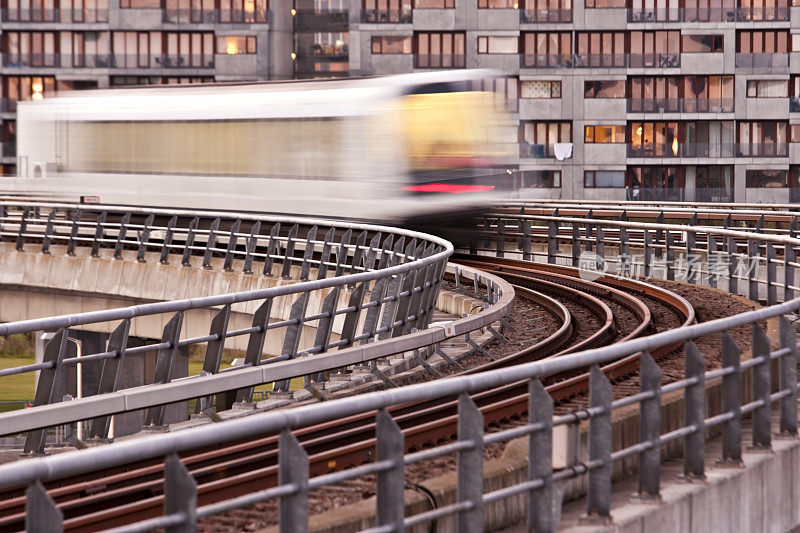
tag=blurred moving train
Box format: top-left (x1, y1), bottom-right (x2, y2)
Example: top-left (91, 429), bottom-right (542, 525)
top-left (6, 69), bottom-right (517, 226)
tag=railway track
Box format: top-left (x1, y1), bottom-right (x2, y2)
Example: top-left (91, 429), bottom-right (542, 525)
top-left (0, 255), bottom-right (695, 532)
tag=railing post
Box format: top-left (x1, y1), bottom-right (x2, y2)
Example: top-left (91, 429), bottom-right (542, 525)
top-left (766, 242), bottom-right (777, 305)
top-left (194, 306), bottom-right (230, 414)
top-left (457, 393), bottom-right (484, 533)
top-left (181, 216), bottom-right (199, 267)
top-left (316, 226), bottom-right (335, 280)
top-left (619, 226), bottom-right (629, 278)
top-left (727, 236), bottom-right (738, 295)
top-left (24, 328), bottom-right (69, 455)
top-left (15, 208), bottom-right (28, 251)
top-left (707, 234), bottom-right (718, 289)
top-left (307, 287), bottom-right (340, 383)
top-left (160, 216), bottom-right (177, 264)
top-left (665, 231), bottom-right (675, 281)
top-left (113, 212), bottom-right (131, 260)
top-left (202, 218), bottom-right (220, 269)
top-left (263, 222), bottom-right (282, 276)
top-left (529, 378), bottom-right (555, 533)
top-left (89, 319), bottom-right (131, 439)
top-left (67, 209), bottom-right (81, 256)
top-left (281, 224), bottom-right (300, 278)
top-left (584, 365), bottom-right (612, 522)
top-left (751, 324), bottom-right (772, 449)
top-left (686, 230), bottom-right (696, 284)
top-left (643, 230), bottom-right (652, 278)
top-left (547, 220), bottom-right (557, 264)
top-left (233, 299), bottom-right (272, 406)
top-left (595, 226), bottom-right (605, 262)
top-left (298, 225), bottom-right (318, 281)
top-left (496, 218), bottom-right (505, 258)
top-left (26, 480), bottom-right (63, 532)
top-left (637, 351), bottom-right (662, 499)
top-left (349, 230), bottom-right (368, 277)
top-left (164, 453), bottom-right (196, 533)
top-left (521, 217), bottom-right (532, 261)
top-left (144, 312), bottom-right (184, 427)
top-left (41, 210), bottom-right (55, 255)
top-left (784, 241), bottom-right (796, 302)
top-left (136, 213), bottom-right (154, 263)
top-left (242, 221), bottom-right (261, 275)
top-left (90, 211), bottom-right (106, 257)
top-left (779, 316), bottom-right (798, 436)
top-left (571, 223), bottom-right (580, 267)
top-left (279, 429), bottom-right (309, 533)
top-left (376, 409), bottom-right (404, 532)
top-left (718, 332), bottom-right (743, 465)
top-left (273, 293), bottom-right (310, 392)
top-left (748, 239), bottom-right (760, 302)
top-left (223, 219), bottom-right (241, 272)
top-left (683, 340), bottom-right (706, 480)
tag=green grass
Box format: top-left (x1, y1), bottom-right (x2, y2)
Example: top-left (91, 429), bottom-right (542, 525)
top-left (0, 356), bottom-right (36, 402)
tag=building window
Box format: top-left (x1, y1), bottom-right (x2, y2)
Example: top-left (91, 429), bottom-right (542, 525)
top-left (477, 36), bottom-right (518, 54)
top-left (629, 0), bottom-right (680, 21)
top-left (584, 125), bottom-right (625, 143)
top-left (576, 32), bottom-right (625, 67)
top-left (2, 76), bottom-right (55, 111)
top-left (414, 0), bottom-right (453, 8)
top-left (683, 76), bottom-right (734, 112)
top-left (584, 170), bottom-right (625, 188)
top-left (520, 80), bottom-right (561, 98)
top-left (475, 76), bottom-right (518, 112)
top-left (120, 0), bottom-right (158, 7)
top-left (629, 30), bottom-right (680, 67)
top-left (739, 0), bottom-right (789, 20)
top-left (111, 76), bottom-right (213, 85)
top-left (414, 32), bottom-right (465, 68)
top-left (629, 121), bottom-right (679, 157)
top-left (681, 34), bottom-right (723, 53)
top-left (738, 121), bottom-right (789, 156)
top-left (627, 166), bottom-right (685, 201)
top-left (628, 77), bottom-right (680, 112)
top-left (790, 124), bottom-right (800, 142)
top-left (746, 80), bottom-right (788, 97)
top-left (584, 80), bottom-right (626, 98)
top-left (585, 0), bottom-right (625, 7)
top-left (520, 121), bottom-right (572, 158)
top-left (518, 170), bottom-right (561, 188)
top-left (217, 36), bottom-right (256, 54)
top-left (520, 0), bottom-right (572, 21)
top-left (521, 32), bottom-right (572, 68)
top-left (479, 0), bottom-right (517, 8)
top-left (371, 36), bottom-right (411, 54)
top-left (737, 31), bottom-right (789, 53)
top-left (362, 0), bottom-right (412, 22)
top-left (2, 32), bottom-right (57, 67)
top-left (746, 169), bottom-right (788, 187)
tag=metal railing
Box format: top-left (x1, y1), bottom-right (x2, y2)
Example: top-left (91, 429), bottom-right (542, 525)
top-left (626, 97), bottom-right (735, 114)
top-left (360, 8), bottom-right (412, 22)
top-left (161, 7), bottom-right (268, 23)
top-left (735, 53), bottom-right (789, 70)
top-left (628, 6), bottom-right (790, 22)
top-left (4, 205), bottom-right (800, 531)
top-left (2, 53), bottom-right (215, 69)
top-left (519, 8), bottom-right (572, 22)
top-left (627, 142), bottom-right (737, 159)
top-left (0, 202), bottom-right (470, 455)
top-left (0, 7), bottom-right (109, 22)
top-left (519, 53), bottom-right (679, 69)
top-left (414, 54), bottom-right (466, 69)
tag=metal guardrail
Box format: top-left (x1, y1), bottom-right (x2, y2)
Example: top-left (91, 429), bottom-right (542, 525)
top-left (0, 202), bottom-right (468, 454)
top-left (2, 201), bottom-right (800, 532)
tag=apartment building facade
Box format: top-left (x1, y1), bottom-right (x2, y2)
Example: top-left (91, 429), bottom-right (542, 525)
top-left (2, 0), bottom-right (799, 202)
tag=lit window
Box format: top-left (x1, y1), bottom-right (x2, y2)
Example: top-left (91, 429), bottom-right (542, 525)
top-left (216, 36), bottom-right (256, 55)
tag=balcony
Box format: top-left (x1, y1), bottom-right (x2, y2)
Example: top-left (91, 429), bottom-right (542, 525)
top-left (627, 142), bottom-right (736, 158)
top-left (360, 8), bottom-right (412, 22)
top-left (628, 187), bottom-right (734, 202)
top-left (162, 8), bottom-right (268, 23)
top-left (626, 98), bottom-right (734, 114)
top-left (294, 9), bottom-right (349, 31)
top-left (2, 53), bottom-right (215, 69)
top-left (0, 7), bottom-right (109, 22)
top-left (736, 143), bottom-right (789, 157)
top-left (414, 54), bottom-right (465, 69)
top-left (735, 53), bottom-right (789, 70)
top-left (519, 8), bottom-right (572, 22)
top-left (519, 53), bottom-right (678, 69)
top-left (628, 6), bottom-right (789, 22)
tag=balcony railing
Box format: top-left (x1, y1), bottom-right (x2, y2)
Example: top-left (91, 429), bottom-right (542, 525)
top-left (627, 142), bottom-right (737, 159)
top-left (3, 53), bottom-right (215, 69)
top-left (294, 9), bottom-right (349, 31)
top-left (520, 143), bottom-right (558, 158)
top-left (360, 8), bottom-right (412, 22)
top-left (162, 8), bottom-right (268, 23)
top-left (519, 8), bottom-right (572, 22)
top-left (735, 53), bottom-right (789, 70)
top-left (1, 142), bottom-right (16, 158)
top-left (414, 54), bottom-right (465, 69)
top-left (627, 98), bottom-right (735, 113)
top-left (0, 7), bottom-right (109, 22)
top-left (628, 6), bottom-right (789, 22)
top-left (791, 97), bottom-right (800, 113)
top-left (627, 187), bottom-right (734, 202)
top-left (519, 53), bottom-right (678, 69)
top-left (736, 142), bottom-right (789, 157)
